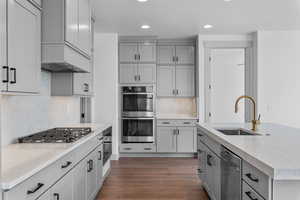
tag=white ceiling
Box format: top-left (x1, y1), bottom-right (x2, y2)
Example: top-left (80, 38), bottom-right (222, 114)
top-left (93, 0), bottom-right (300, 38)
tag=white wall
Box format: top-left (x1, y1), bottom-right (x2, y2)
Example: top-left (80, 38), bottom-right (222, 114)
top-left (256, 31), bottom-right (300, 128)
top-left (93, 33), bottom-right (119, 160)
top-left (1, 71), bottom-right (80, 145)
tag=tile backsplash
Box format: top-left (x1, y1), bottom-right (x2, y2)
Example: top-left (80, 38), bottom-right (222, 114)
top-left (156, 98), bottom-right (197, 117)
top-left (1, 71), bottom-right (80, 145)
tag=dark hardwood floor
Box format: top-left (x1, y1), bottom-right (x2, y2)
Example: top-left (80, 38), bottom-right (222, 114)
top-left (96, 157), bottom-right (209, 200)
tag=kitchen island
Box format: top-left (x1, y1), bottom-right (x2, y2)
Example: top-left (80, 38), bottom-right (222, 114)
top-left (1, 123), bottom-right (112, 200)
top-left (197, 123), bottom-right (300, 200)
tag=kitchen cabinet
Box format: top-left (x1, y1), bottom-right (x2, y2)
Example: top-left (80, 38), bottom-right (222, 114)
top-left (157, 120), bottom-right (196, 153)
top-left (2, 0), bottom-right (41, 94)
top-left (119, 63), bottom-right (156, 84)
top-left (95, 144), bottom-right (104, 189)
top-left (157, 65), bottom-right (195, 97)
top-left (51, 170), bottom-right (74, 200)
top-left (51, 72), bottom-right (93, 96)
top-left (206, 148), bottom-right (221, 200)
top-left (177, 127), bottom-right (195, 153)
top-left (197, 142), bottom-right (208, 185)
top-left (157, 66), bottom-right (175, 96)
top-left (42, 0), bottom-right (91, 72)
top-left (157, 45), bottom-right (194, 65)
top-left (73, 160), bottom-right (87, 200)
top-left (86, 149), bottom-right (98, 200)
top-left (157, 127), bottom-right (177, 153)
top-left (119, 43), bottom-right (156, 63)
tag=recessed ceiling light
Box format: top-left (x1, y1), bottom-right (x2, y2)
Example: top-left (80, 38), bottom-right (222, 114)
top-left (204, 24), bottom-right (213, 29)
top-left (137, 0), bottom-right (148, 2)
top-left (224, 0), bottom-right (232, 2)
top-left (141, 25), bottom-right (151, 29)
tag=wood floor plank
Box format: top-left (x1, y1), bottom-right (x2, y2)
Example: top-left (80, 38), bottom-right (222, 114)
top-left (96, 157), bottom-right (209, 200)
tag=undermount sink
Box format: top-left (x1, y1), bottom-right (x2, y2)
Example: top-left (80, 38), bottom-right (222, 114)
top-left (216, 128), bottom-right (261, 136)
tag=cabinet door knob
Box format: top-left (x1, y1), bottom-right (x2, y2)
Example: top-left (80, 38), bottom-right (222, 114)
top-left (2, 66), bottom-right (9, 83)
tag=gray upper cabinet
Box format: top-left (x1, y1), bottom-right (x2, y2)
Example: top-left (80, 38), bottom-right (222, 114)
top-left (119, 43), bottom-right (156, 63)
top-left (175, 65), bottom-right (195, 97)
top-left (157, 127), bottom-right (177, 153)
top-left (42, 0), bottom-right (91, 72)
top-left (157, 65), bottom-right (175, 96)
top-left (2, 0), bottom-right (41, 94)
top-left (176, 46), bottom-right (195, 65)
top-left (138, 64), bottom-right (156, 83)
top-left (119, 64), bottom-right (138, 84)
top-left (177, 127), bottom-right (195, 153)
top-left (119, 43), bottom-right (138, 63)
top-left (157, 45), bottom-right (194, 65)
top-left (157, 46), bottom-right (175, 65)
top-left (157, 65), bottom-right (195, 97)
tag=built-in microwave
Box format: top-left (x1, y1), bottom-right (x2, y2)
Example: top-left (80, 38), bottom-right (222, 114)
top-left (122, 86), bottom-right (154, 118)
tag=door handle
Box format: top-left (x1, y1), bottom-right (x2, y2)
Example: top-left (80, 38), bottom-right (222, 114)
top-left (27, 183), bottom-right (44, 195)
top-left (54, 193), bottom-right (60, 200)
top-left (245, 173), bottom-right (259, 182)
top-left (10, 68), bottom-right (16, 84)
top-left (207, 154), bottom-right (214, 166)
top-left (245, 191), bottom-right (258, 200)
top-left (61, 161), bottom-right (72, 169)
top-left (83, 83), bottom-right (89, 92)
top-left (98, 151), bottom-right (102, 160)
top-left (138, 54), bottom-right (141, 60)
top-left (2, 66), bottom-right (9, 83)
top-left (176, 56), bottom-right (179, 62)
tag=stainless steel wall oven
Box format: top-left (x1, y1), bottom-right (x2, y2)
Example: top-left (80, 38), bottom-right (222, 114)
top-left (121, 86), bottom-right (155, 143)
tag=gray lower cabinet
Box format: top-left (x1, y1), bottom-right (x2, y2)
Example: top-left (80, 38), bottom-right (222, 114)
top-left (206, 148), bottom-right (221, 200)
top-left (157, 126), bottom-right (195, 153)
top-left (119, 63), bottom-right (156, 84)
top-left (157, 127), bottom-right (177, 153)
top-left (73, 159), bottom-right (87, 200)
top-left (51, 171), bottom-right (74, 200)
top-left (157, 65), bottom-right (195, 97)
top-left (243, 181), bottom-right (264, 200)
top-left (86, 149), bottom-right (99, 200)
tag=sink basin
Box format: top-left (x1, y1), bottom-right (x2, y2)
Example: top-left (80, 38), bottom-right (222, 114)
top-left (217, 129), bottom-right (260, 136)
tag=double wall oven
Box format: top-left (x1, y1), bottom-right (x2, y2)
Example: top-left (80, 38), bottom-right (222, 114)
top-left (121, 86), bottom-right (155, 143)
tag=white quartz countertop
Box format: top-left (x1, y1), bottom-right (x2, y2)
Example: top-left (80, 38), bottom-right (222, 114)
top-left (1, 123), bottom-right (112, 190)
top-left (156, 114), bottom-right (198, 120)
top-left (198, 123), bottom-right (300, 180)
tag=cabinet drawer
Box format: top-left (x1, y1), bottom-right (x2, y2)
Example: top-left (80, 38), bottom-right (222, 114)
top-left (157, 120), bottom-right (177, 126)
top-left (157, 119), bottom-right (196, 127)
top-left (120, 144), bottom-right (156, 153)
top-left (243, 181), bottom-right (264, 200)
top-left (243, 161), bottom-right (270, 199)
top-left (4, 161), bottom-right (60, 200)
top-left (56, 152), bottom-right (75, 176)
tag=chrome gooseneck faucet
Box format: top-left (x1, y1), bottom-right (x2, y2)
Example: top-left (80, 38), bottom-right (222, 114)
top-left (235, 95), bottom-right (260, 131)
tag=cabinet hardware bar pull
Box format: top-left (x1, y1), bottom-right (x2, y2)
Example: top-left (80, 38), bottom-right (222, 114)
top-left (162, 122), bottom-right (170, 124)
top-left (98, 151), bottom-right (102, 160)
top-left (207, 154), bottom-right (213, 166)
top-left (61, 161), bottom-right (72, 169)
top-left (245, 173), bottom-right (259, 182)
top-left (54, 193), bottom-right (60, 200)
top-left (83, 83), bottom-right (89, 92)
top-left (245, 191), bottom-right (258, 200)
top-left (183, 122), bottom-right (191, 124)
top-left (2, 66), bottom-right (9, 83)
top-left (9, 68), bottom-right (16, 84)
top-left (27, 183), bottom-right (44, 194)
top-left (144, 148), bottom-right (152, 150)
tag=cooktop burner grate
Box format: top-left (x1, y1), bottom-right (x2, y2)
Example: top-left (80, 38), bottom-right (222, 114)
top-left (18, 127), bottom-right (92, 143)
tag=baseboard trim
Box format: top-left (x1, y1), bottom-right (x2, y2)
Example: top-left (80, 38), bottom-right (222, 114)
top-left (111, 153), bottom-right (120, 160)
top-left (120, 153), bottom-right (197, 158)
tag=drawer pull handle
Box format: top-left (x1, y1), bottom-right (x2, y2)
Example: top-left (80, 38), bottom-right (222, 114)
top-left (144, 148), bottom-right (152, 151)
top-left (245, 173), bottom-right (259, 182)
top-left (2, 66), bottom-right (9, 83)
top-left (27, 183), bottom-right (44, 195)
top-left (54, 193), bottom-right (60, 200)
top-left (124, 148), bottom-right (132, 150)
top-left (98, 137), bottom-right (104, 141)
top-left (245, 191), bottom-right (258, 200)
top-left (87, 160), bottom-right (94, 172)
top-left (61, 161), bottom-right (72, 169)
top-left (207, 154), bottom-right (214, 166)
top-left (183, 122), bottom-right (191, 124)
top-left (162, 122), bottom-right (170, 124)
top-left (197, 169), bottom-right (203, 174)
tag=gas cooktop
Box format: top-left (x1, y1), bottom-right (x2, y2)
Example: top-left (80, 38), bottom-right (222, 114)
top-left (18, 127), bottom-right (92, 143)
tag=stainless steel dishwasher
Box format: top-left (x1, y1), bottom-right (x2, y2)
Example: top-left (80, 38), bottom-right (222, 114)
top-left (221, 146), bottom-right (242, 200)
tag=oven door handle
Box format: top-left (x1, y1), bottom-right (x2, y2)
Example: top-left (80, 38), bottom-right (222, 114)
top-left (122, 117), bottom-right (155, 120)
